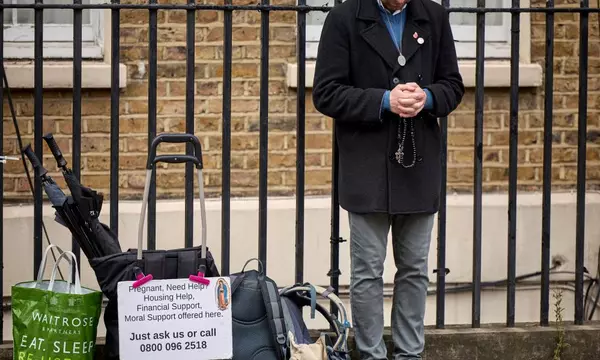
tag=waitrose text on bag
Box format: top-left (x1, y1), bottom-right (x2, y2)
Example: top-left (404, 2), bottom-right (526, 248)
top-left (32, 311), bottom-right (97, 328)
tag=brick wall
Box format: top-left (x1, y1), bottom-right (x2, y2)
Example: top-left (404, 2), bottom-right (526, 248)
top-left (2, 0), bottom-right (600, 201)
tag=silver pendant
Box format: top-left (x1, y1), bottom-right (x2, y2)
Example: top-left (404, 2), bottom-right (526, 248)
top-left (398, 54), bottom-right (406, 66)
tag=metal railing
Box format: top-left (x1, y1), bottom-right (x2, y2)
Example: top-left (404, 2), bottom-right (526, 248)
top-left (0, 0), bottom-right (598, 343)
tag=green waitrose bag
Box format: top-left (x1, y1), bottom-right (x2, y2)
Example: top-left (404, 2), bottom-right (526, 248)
top-left (12, 245), bottom-right (103, 360)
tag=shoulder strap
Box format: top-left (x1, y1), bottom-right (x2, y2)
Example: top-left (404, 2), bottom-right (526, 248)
top-left (230, 273), bottom-right (245, 294)
top-left (258, 274), bottom-right (287, 360)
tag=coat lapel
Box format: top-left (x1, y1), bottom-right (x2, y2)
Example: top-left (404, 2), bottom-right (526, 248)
top-left (360, 21), bottom-right (399, 70)
top-left (401, 19), bottom-right (429, 64)
top-left (357, 0), bottom-right (399, 70)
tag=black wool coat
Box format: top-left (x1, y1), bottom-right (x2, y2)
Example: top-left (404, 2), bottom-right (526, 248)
top-left (312, 0), bottom-right (465, 215)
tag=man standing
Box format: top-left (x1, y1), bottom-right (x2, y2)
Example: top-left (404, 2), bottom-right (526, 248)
top-left (312, 0), bottom-right (464, 359)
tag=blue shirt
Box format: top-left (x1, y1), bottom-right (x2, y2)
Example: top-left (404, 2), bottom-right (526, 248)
top-left (377, 0), bottom-right (433, 115)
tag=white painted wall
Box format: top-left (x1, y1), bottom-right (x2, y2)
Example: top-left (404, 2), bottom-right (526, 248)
top-left (3, 191), bottom-right (600, 341)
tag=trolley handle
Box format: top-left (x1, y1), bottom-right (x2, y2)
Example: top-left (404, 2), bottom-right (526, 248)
top-left (136, 133), bottom-right (209, 287)
top-left (152, 155), bottom-right (202, 168)
top-left (147, 133), bottom-right (203, 170)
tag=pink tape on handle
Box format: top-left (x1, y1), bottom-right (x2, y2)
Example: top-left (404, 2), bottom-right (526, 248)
top-left (189, 272), bottom-right (210, 285)
top-left (133, 272), bottom-right (153, 288)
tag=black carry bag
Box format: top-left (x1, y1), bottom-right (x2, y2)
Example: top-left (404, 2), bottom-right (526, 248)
top-left (230, 259), bottom-right (288, 360)
top-left (88, 133), bottom-right (220, 360)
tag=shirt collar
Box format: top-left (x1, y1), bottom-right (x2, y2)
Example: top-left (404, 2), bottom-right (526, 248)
top-left (376, 0), bottom-right (406, 16)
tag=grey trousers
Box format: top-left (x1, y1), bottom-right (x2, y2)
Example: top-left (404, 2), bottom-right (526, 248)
top-left (348, 212), bottom-right (434, 360)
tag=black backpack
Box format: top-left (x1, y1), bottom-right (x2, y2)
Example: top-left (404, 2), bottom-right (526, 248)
top-left (230, 259), bottom-right (287, 360)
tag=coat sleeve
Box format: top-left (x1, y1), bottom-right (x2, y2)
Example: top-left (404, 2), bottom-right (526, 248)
top-left (312, 9), bottom-right (388, 123)
top-left (424, 8), bottom-right (465, 118)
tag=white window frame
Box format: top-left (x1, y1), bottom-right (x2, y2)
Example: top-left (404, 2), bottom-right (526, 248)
top-left (3, 0), bottom-right (105, 59)
top-left (445, 0), bottom-right (512, 59)
top-left (305, 0), bottom-right (513, 60)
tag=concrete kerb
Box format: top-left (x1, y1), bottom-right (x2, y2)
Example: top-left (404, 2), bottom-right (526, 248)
top-left (2, 323), bottom-right (600, 359)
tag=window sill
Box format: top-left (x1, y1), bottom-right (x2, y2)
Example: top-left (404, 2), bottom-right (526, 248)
top-left (286, 60), bottom-right (543, 89)
top-left (3, 61), bottom-right (128, 89)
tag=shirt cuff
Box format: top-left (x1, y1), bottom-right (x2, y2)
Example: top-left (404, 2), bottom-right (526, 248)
top-left (423, 88), bottom-right (433, 110)
top-left (381, 90), bottom-right (391, 116)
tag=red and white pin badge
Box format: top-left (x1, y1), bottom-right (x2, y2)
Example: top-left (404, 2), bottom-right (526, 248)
top-left (413, 32), bottom-right (418, 39)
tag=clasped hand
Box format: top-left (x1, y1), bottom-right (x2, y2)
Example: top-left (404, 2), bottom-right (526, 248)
top-left (389, 82), bottom-right (426, 118)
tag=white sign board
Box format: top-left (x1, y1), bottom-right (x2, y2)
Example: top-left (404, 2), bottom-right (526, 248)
top-left (117, 277), bottom-right (233, 360)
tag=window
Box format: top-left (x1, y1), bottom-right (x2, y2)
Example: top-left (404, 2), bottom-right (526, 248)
top-left (305, 0), bottom-right (328, 60)
top-left (3, 0), bottom-right (104, 59)
top-left (305, 0), bottom-right (512, 59)
top-left (441, 0), bottom-right (511, 59)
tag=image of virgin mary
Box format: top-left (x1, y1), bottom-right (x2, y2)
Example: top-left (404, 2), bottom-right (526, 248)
top-left (216, 278), bottom-right (230, 311)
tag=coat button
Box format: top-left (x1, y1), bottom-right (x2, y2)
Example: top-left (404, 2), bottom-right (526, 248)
top-left (392, 77), bottom-right (400, 85)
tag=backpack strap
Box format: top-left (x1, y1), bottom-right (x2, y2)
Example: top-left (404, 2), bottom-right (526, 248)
top-left (306, 283), bottom-right (317, 319)
top-left (258, 274), bottom-right (287, 360)
top-left (315, 285), bottom-right (350, 353)
top-left (230, 273), bottom-right (245, 294)
top-left (282, 283), bottom-right (318, 318)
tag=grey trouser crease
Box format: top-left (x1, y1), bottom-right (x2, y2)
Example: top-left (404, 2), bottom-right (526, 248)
top-left (348, 212), bottom-right (434, 360)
